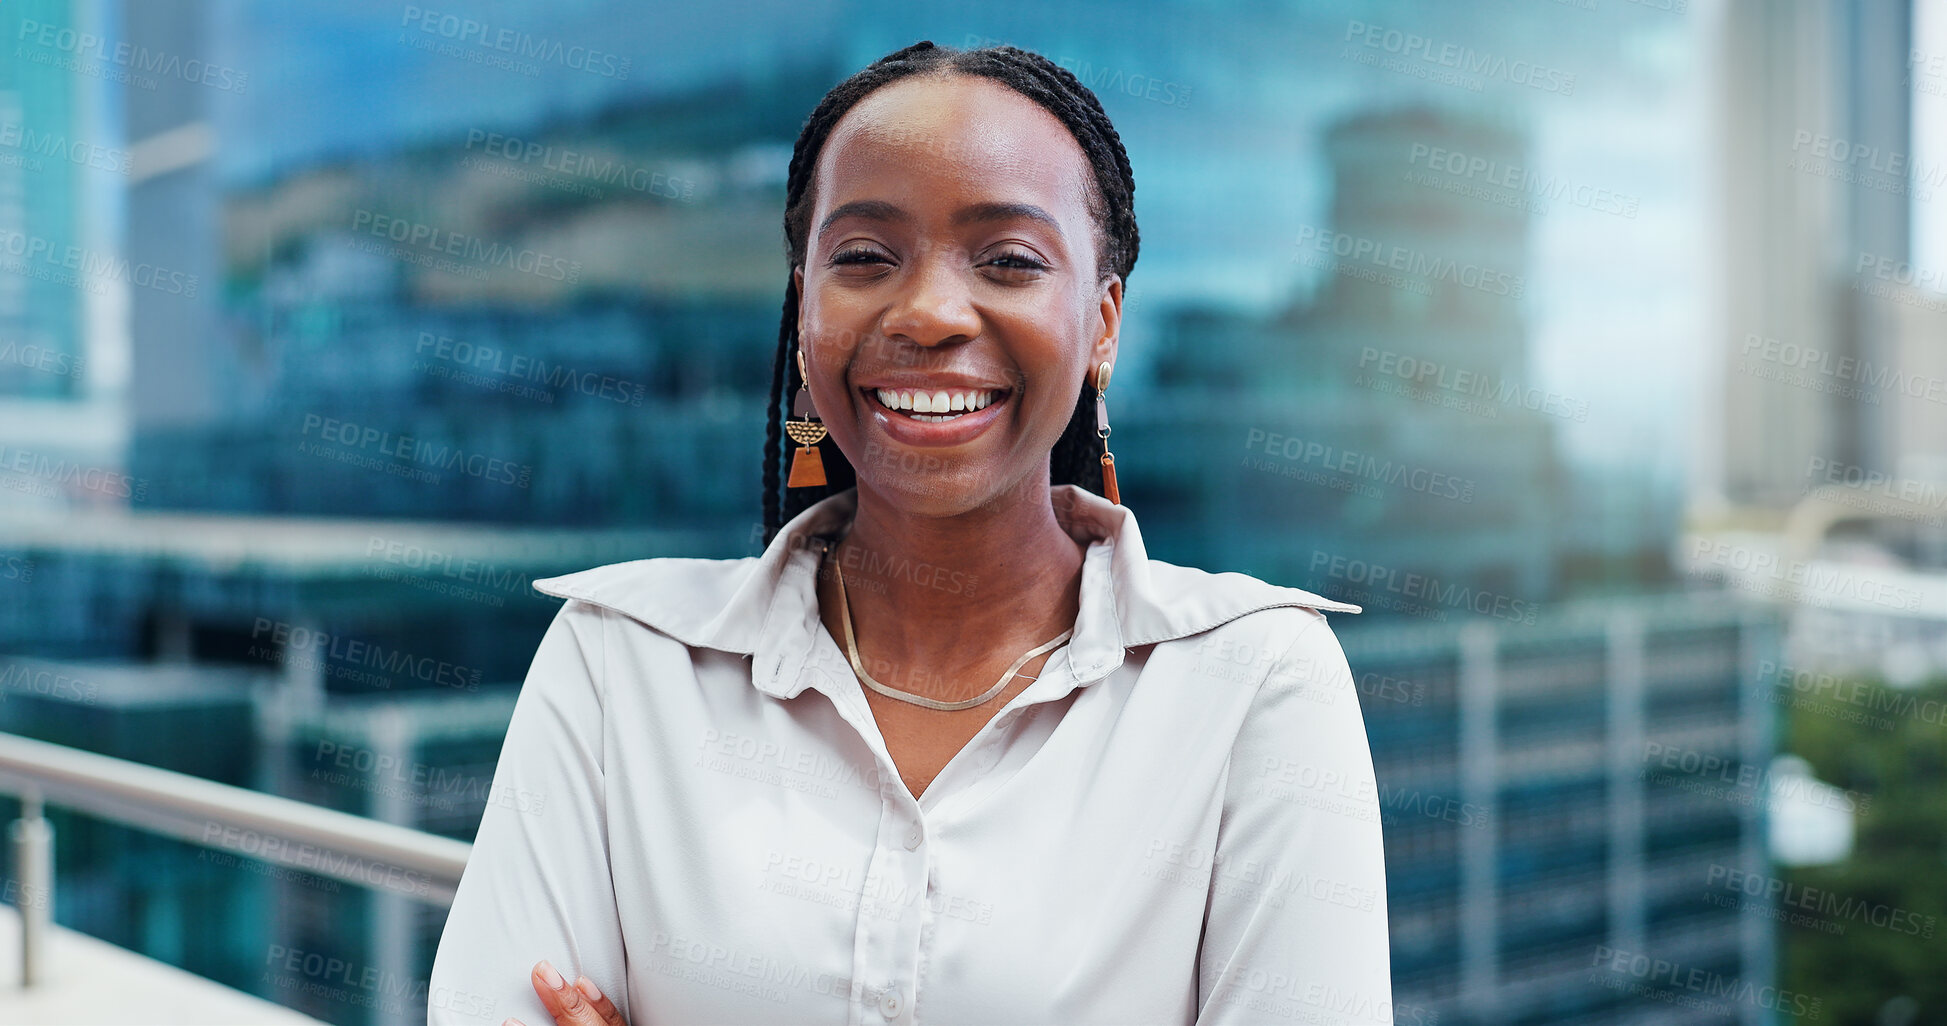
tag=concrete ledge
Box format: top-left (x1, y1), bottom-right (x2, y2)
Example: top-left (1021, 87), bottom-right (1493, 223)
top-left (0, 903), bottom-right (327, 1025)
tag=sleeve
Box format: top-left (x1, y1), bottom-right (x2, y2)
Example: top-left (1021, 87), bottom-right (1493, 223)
top-left (1195, 610), bottom-right (1394, 1025)
top-left (428, 599), bottom-right (632, 1026)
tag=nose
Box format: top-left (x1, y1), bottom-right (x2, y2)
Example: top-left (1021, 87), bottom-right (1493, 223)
top-left (878, 244), bottom-right (981, 349)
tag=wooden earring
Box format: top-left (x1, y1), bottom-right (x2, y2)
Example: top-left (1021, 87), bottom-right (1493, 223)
top-left (1095, 360), bottom-right (1120, 505)
top-left (787, 348), bottom-right (828, 488)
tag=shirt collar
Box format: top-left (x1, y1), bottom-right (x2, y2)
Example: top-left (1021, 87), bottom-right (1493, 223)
top-left (532, 484), bottom-right (1358, 701)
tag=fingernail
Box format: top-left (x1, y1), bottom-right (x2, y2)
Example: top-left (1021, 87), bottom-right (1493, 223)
top-left (577, 977), bottom-right (602, 1002)
top-left (539, 960), bottom-right (565, 990)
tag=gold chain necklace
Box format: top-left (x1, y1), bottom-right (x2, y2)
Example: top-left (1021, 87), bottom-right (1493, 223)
top-left (824, 539), bottom-right (1072, 712)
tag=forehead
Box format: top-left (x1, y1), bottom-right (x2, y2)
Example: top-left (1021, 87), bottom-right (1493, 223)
top-left (814, 72), bottom-right (1095, 225)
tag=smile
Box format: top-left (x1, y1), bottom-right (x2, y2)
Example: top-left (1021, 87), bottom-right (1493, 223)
top-left (869, 387), bottom-right (1007, 421)
top-left (858, 386), bottom-right (1014, 447)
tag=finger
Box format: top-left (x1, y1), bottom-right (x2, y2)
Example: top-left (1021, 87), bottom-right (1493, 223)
top-left (573, 976), bottom-right (627, 1026)
top-left (530, 960), bottom-right (607, 1026)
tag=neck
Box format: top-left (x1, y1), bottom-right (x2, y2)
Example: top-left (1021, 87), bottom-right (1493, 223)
top-left (820, 476), bottom-right (1087, 677)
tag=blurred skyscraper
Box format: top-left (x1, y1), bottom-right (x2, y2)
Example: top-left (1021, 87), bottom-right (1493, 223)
top-left (0, 0), bottom-right (86, 400)
top-left (1354, 597), bottom-right (1779, 1025)
top-left (1143, 104), bottom-right (1673, 602)
top-left (1714, 0), bottom-right (1943, 506)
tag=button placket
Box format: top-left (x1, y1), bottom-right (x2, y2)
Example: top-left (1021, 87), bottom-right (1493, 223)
top-left (857, 788), bottom-right (926, 1024)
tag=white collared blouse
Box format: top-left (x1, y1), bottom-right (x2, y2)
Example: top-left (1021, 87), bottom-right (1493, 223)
top-left (429, 484), bottom-right (1393, 1026)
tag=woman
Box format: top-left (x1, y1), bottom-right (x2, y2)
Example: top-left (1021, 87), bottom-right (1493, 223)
top-left (429, 40), bottom-right (1392, 1026)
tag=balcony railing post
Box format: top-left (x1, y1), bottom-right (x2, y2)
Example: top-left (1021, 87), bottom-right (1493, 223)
top-left (9, 788), bottom-right (53, 988)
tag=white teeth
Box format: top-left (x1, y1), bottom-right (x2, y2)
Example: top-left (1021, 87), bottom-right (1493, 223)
top-left (872, 388), bottom-right (1000, 415)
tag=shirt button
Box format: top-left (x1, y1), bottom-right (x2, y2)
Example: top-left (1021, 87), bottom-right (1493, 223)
top-left (879, 987), bottom-right (903, 1018)
top-left (904, 824), bottom-right (922, 850)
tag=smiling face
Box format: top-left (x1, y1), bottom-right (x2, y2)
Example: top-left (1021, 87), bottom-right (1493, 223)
top-left (793, 71), bottom-right (1122, 517)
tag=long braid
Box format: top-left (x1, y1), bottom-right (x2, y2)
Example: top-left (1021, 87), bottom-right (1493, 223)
top-left (761, 285), bottom-right (790, 545)
top-left (761, 40), bottom-right (1139, 547)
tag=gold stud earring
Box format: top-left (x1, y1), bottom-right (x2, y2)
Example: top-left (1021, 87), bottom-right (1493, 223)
top-left (787, 348), bottom-right (828, 488)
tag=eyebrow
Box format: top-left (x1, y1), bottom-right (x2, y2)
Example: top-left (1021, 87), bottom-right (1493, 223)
top-left (816, 200), bottom-right (1062, 239)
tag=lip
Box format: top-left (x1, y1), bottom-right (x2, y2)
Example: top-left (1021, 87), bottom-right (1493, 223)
top-left (861, 387), bottom-right (1012, 448)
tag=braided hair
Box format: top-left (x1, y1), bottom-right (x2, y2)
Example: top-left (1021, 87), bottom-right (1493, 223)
top-left (760, 40), bottom-right (1140, 547)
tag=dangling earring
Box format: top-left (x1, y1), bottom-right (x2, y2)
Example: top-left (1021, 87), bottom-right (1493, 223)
top-left (1094, 360), bottom-right (1120, 505)
top-left (787, 348), bottom-right (828, 488)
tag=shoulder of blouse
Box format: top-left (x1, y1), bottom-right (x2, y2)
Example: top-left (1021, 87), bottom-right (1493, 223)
top-left (523, 483), bottom-right (1357, 662)
top-left (524, 553), bottom-right (1358, 664)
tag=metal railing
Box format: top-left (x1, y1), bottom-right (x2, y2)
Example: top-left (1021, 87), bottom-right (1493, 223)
top-left (0, 731), bottom-right (471, 987)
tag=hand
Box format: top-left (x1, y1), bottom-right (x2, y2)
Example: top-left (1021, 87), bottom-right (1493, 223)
top-left (501, 959), bottom-right (627, 1026)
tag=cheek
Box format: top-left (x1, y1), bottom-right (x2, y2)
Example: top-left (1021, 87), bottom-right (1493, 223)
top-left (801, 285), bottom-right (882, 355)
